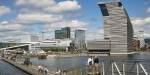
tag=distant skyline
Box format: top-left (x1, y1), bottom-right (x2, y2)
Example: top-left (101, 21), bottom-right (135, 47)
top-left (0, 0), bottom-right (150, 41)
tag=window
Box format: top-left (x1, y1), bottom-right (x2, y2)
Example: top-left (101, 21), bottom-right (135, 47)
top-left (99, 4), bottom-right (109, 16)
top-left (118, 2), bottom-right (122, 7)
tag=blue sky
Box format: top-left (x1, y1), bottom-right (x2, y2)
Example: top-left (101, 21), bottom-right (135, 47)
top-left (0, 0), bottom-right (150, 41)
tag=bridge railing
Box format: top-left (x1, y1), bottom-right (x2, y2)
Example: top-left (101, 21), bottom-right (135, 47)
top-left (61, 60), bottom-right (150, 75)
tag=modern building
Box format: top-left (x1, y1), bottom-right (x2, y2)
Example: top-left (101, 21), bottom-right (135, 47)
top-left (39, 39), bottom-right (72, 52)
top-left (74, 30), bottom-right (86, 50)
top-left (55, 27), bottom-right (71, 39)
top-left (98, 1), bottom-right (134, 54)
top-left (55, 30), bottom-right (63, 39)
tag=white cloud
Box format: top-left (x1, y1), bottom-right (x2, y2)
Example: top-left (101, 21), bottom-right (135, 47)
top-left (0, 21), bottom-right (23, 32)
top-left (0, 21), bottom-right (28, 41)
top-left (16, 13), bottom-right (63, 24)
top-left (15, 0), bottom-right (55, 8)
top-left (0, 6), bottom-right (11, 15)
top-left (44, 20), bottom-right (88, 31)
top-left (86, 28), bottom-right (104, 41)
top-left (132, 17), bottom-right (150, 38)
top-left (132, 17), bottom-right (150, 26)
top-left (147, 7), bottom-right (150, 13)
top-left (15, 0), bottom-right (81, 14)
top-left (65, 20), bottom-right (87, 30)
top-left (45, 0), bottom-right (81, 13)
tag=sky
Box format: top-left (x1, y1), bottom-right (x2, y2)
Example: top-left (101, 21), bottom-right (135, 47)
top-left (0, 0), bottom-right (150, 41)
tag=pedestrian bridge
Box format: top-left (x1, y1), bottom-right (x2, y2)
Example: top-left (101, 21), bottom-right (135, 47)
top-left (61, 59), bottom-right (150, 75)
top-left (0, 44), bottom-right (30, 51)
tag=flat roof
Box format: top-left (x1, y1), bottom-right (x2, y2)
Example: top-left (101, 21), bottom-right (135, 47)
top-left (97, 0), bottom-right (121, 5)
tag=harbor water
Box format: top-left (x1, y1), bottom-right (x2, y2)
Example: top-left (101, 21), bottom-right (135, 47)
top-left (30, 52), bottom-right (150, 74)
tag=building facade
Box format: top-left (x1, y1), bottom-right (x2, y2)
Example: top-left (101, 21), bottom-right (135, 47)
top-left (74, 30), bottom-right (86, 50)
top-left (55, 27), bottom-right (71, 39)
top-left (98, 1), bottom-right (134, 54)
top-left (86, 40), bottom-right (110, 54)
top-left (55, 30), bottom-right (63, 39)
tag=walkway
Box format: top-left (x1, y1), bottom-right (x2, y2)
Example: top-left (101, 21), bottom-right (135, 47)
top-left (0, 59), bottom-right (29, 75)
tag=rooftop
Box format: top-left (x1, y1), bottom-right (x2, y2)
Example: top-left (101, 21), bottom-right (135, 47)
top-left (97, 0), bottom-right (122, 4)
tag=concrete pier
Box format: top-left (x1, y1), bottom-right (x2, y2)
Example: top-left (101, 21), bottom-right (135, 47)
top-left (2, 58), bottom-right (43, 75)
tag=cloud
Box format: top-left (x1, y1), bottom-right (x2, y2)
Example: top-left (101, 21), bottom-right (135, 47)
top-left (0, 6), bottom-right (11, 15)
top-left (15, 0), bottom-right (55, 8)
top-left (0, 21), bottom-right (23, 32)
top-left (65, 20), bottom-right (87, 30)
top-left (131, 17), bottom-right (150, 38)
top-left (0, 21), bottom-right (28, 41)
top-left (15, 0), bottom-right (81, 14)
top-left (146, 7), bottom-right (150, 13)
top-left (45, 0), bottom-right (81, 13)
top-left (86, 28), bottom-right (104, 40)
top-left (131, 17), bottom-right (150, 26)
top-left (44, 20), bottom-right (88, 31)
top-left (16, 13), bottom-right (63, 24)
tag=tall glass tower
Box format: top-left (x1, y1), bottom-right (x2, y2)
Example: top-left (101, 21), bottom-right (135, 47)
top-left (55, 27), bottom-right (71, 39)
top-left (75, 30), bottom-right (86, 50)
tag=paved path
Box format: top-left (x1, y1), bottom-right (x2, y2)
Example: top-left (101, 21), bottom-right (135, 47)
top-left (0, 59), bottom-right (29, 75)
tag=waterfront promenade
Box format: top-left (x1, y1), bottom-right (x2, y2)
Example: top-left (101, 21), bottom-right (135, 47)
top-left (1, 57), bottom-right (56, 75)
top-left (0, 59), bottom-right (29, 75)
top-left (0, 52), bottom-right (150, 75)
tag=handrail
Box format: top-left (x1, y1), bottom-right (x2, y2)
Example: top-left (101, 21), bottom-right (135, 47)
top-left (139, 63), bottom-right (148, 75)
top-left (99, 59), bottom-right (150, 62)
top-left (113, 62), bottom-right (122, 75)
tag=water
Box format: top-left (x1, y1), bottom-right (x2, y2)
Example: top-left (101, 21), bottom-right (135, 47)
top-left (30, 52), bottom-right (150, 74)
top-left (31, 56), bottom-right (87, 70)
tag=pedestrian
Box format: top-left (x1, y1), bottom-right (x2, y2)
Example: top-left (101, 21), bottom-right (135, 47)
top-left (94, 56), bottom-right (100, 73)
top-left (87, 56), bottom-right (94, 65)
top-left (44, 66), bottom-right (49, 75)
top-left (94, 56), bottom-right (99, 65)
top-left (38, 65), bottom-right (43, 73)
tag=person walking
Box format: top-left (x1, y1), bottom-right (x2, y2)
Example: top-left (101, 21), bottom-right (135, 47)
top-left (44, 66), bottom-right (49, 75)
top-left (94, 56), bottom-right (100, 75)
top-left (87, 56), bottom-right (94, 65)
top-left (94, 56), bottom-right (99, 65)
top-left (38, 65), bottom-right (43, 73)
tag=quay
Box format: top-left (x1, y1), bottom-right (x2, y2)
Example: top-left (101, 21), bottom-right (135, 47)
top-left (0, 58), bottom-right (29, 75)
top-left (1, 58), bottom-right (44, 75)
top-left (1, 58), bottom-right (40, 75)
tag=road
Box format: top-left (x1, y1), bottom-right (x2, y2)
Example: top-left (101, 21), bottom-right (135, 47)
top-left (0, 59), bottom-right (29, 75)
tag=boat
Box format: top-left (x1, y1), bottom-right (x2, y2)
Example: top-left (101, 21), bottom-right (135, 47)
top-left (38, 53), bottom-right (47, 59)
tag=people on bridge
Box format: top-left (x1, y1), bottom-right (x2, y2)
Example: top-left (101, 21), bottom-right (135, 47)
top-left (87, 56), bottom-right (94, 65)
top-left (44, 66), bottom-right (49, 75)
top-left (38, 65), bottom-right (43, 73)
top-left (94, 56), bottom-right (99, 65)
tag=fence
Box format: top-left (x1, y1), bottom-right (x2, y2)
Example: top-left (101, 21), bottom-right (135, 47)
top-left (61, 60), bottom-right (150, 75)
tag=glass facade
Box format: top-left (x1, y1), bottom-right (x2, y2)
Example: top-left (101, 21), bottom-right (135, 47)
top-left (99, 4), bottom-right (109, 16)
top-left (75, 30), bottom-right (86, 50)
top-left (55, 27), bottom-right (71, 39)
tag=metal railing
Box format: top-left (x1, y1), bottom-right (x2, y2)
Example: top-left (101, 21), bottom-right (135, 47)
top-left (63, 60), bottom-right (150, 75)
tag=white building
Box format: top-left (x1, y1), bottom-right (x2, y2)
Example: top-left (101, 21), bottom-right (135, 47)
top-left (40, 39), bottom-right (72, 47)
